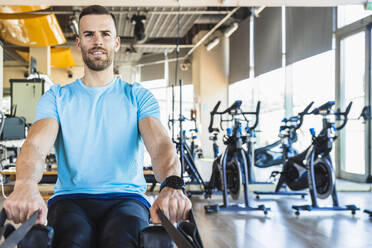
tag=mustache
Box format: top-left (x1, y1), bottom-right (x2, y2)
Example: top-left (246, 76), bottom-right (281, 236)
top-left (89, 47), bottom-right (107, 53)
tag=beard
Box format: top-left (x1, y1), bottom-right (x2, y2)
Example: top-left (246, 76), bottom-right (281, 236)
top-left (81, 46), bottom-right (114, 71)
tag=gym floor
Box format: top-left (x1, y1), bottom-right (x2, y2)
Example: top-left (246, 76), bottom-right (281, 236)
top-left (1, 189), bottom-right (371, 247)
top-left (188, 192), bottom-right (372, 248)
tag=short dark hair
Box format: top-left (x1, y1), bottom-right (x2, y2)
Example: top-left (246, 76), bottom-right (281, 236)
top-left (79, 5), bottom-right (117, 33)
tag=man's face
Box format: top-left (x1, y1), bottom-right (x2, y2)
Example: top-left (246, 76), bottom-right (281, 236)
top-left (77, 14), bottom-right (120, 71)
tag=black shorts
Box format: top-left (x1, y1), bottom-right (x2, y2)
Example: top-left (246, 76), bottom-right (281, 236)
top-left (47, 198), bottom-right (150, 248)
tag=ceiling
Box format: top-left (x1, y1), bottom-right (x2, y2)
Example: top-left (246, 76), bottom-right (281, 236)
top-left (1, 0), bottom-right (366, 67)
top-left (2, 6), bottom-right (250, 66)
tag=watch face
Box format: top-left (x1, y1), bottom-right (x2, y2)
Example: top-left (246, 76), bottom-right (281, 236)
top-left (167, 176), bottom-right (184, 188)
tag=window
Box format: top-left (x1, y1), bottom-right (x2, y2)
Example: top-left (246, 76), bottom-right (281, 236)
top-left (140, 79), bottom-right (194, 166)
top-left (338, 5), bottom-right (371, 28)
top-left (255, 68), bottom-right (285, 146)
top-left (291, 51), bottom-right (335, 151)
top-left (229, 78), bottom-right (256, 110)
top-left (341, 31), bottom-right (366, 175)
top-left (229, 70), bottom-right (286, 146)
top-left (229, 69), bottom-right (286, 147)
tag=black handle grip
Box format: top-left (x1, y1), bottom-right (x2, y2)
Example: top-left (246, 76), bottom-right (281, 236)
top-left (299, 101), bottom-right (314, 116)
top-left (221, 100), bottom-right (242, 114)
top-left (250, 101), bottom-right (261, 130)
top-left (212, 101), bottom-right (221, 114)
top-left (336, 102), bottom-right (353, 131)
top-left (208, 101), bottom-right (221, 133)
top-left (296, 102), bottom-right (314, 130)
top-left (345, 102), bottom-right (352, 116)
top-left (312, 101), bottom-right (335, 114)
top-left (359, 106), bottom-right (371, 120)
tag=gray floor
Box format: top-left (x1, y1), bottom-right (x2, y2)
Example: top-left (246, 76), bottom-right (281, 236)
top-left (192, 191), bottom-right (372, 248)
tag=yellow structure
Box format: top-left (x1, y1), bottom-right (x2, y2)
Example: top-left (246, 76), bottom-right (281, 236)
top-left (16, 48), bottom-right (76, 69)
top-left (0, 5), bottom-right (66, 47)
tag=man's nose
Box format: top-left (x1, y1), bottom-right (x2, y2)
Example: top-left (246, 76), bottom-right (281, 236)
top-left (93, 33), bottom-right (103, 45)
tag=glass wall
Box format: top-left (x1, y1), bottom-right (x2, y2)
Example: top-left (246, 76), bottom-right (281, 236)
top-left (228, 69), bottom-right (285, 147)
top-left (340, 31), bottom-right (366, 175)
top-left (226, 5), bottom-right (371, 182)
top-left (141, 80), bottom-right (194, 136)
top-left (229, 78), bottom-right (255, 110)
top-left (291, 50), bottom-right (335, 151)
top-left (255, 68), bottom-right (285, 146)
top-left (140, 80), bottom-right (194, 166)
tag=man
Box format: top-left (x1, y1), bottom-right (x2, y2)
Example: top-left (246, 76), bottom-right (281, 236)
top-left (3, 5), bottom-right (192, 248)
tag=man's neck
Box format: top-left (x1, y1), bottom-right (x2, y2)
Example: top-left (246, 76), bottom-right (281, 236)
top-left (81, 66), bottom-right (116, 88)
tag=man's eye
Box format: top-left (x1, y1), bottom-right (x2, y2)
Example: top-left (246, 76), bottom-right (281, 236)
top-left (85, 33), bottom-right (93, 37)
top-left (103, 33), bottom-right (110, 37)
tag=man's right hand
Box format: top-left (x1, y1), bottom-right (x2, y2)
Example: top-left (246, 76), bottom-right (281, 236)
top-left (3, 180), bottom-right (47, 225)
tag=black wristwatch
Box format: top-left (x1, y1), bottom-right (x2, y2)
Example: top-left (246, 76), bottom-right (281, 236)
top-left (159, 176), bottom-right (185, 192)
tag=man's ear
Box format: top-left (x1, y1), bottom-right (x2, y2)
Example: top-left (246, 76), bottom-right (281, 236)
top-left (76, 36), bottom-right (81, 51)
top-left (115, 36), bottom-right (120, 52)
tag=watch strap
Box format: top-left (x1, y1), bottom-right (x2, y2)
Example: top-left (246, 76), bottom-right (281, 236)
top-left (159, 176), bottom-right (184, 192)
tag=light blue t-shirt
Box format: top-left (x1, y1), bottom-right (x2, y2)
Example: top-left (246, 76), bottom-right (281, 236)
top-left (34, 77), bottom-right (160, 203)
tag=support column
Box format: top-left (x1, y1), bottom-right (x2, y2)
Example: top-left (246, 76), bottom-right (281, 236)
top-left (29, 46), bottom-right (51, 75)
top-left (192, 31), bottom-right (229, 158)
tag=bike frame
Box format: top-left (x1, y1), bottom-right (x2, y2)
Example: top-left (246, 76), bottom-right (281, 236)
top-left (254, 102), bottom-right (314, 198)
top-left (205, 101), bottom-right (269, 214)
top-left (292, 101), bottom-right (360, 215)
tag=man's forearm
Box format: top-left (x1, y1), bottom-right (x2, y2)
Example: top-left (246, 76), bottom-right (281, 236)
top-left (151, 140), bottom-right (180, 183)
top-left (15, 140), bottom-right (45, 186)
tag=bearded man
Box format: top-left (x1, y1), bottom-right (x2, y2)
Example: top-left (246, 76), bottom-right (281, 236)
top-left (3, 5), bottom-right (191, 248)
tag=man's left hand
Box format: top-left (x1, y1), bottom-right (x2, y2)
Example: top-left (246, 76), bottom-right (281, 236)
top-left (150, 187), bottom-right (192, 224)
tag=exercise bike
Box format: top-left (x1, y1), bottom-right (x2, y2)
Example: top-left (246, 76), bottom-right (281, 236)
top-left (168, 115), bottom-right (207, 198)
top-left (253, 103), bottom-right (313, 168)
top-left (286, 101), bottom-right (360, 215)
top-left (209, 129), bottom-right (220, 159)
top-left (204, 100), bottom-right (270, 214)
top-left (357, 105), bottom-right (372, 219)
top-left (254, 102), bottom-right (314, 199)
top-left (187, 109), bottom-right (204, 160)
top-left (168, 82), bottom-right (207, 198)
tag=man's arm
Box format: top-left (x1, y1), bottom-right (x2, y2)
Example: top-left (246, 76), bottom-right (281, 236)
top-left (139, 117), bottom-right (179, 183)
top-left (139, 117), bottom-right (191, 224)
top-left (4, 118), bottom-right (59, 224)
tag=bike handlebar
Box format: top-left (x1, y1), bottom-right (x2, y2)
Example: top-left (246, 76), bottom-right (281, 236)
top-left (296, 101), bottom-right (314, 130)
top-left (359, 106), bottom-right (371, 121)
top-left (208, 100), bottom-right (260, 133)
top-left (221, 100), bottom-right (242, 114)
top-left (334, 102), bottom-right (352, 130)
top-left (310, 101), bottom-right (352, 131)
top-left (310, 101), bottom-right (335, 115)
top-left (281, 102), bottom-right (313, 131)
top-left (242, 101), bottom-right (260, 130)
top-left (208, 101), bottom-right (221, 133)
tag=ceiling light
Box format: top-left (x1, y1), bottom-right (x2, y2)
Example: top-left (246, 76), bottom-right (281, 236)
top-left (69, 15), bottom-right (79, 37)
top-left (224, 22), bottom-right (239, 38)
top-left (254, 6), bottom-right (266, 17)
top-left (131, 15), bottom-right (147, 43)
top-left (205, 37), bottom-right (220, 51)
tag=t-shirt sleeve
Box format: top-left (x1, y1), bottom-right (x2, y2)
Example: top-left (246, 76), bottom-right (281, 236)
top-left (132, 82), bottom-right (160, 121)
top-left (34, 84), bottom-right (60, 123)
